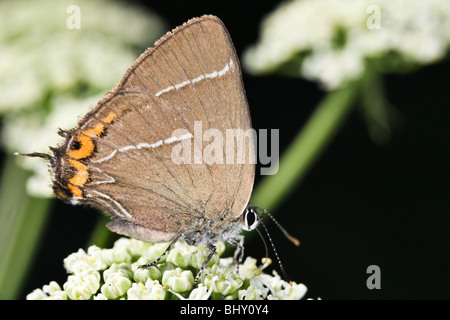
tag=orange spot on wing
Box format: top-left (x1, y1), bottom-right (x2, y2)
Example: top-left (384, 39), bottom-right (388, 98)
top-left (67, 184), bottom-right (83, 197)
top-left (102, 112), bottom-right (117, 124)
top-left (83, 123), bottom-right (105, 138)
top-left (68, 159), bottom-right (88, 186)
top-left (64, 111), bottom-right (117, 198)
top-left (67, 135), bottom-right (95, 159)
top-left (57, 191), bottom-right (68, 199)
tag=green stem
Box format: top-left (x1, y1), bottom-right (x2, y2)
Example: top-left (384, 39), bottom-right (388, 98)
top-left (250, 82), bottom-right (360, 212)
top-left (360, 64), bottom-right (395, 145)
top-left (0, 155), bottom-right (53, 299)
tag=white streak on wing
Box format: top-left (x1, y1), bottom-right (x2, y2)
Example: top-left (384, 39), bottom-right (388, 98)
top-left (163, 133), bottom-right (193, 145)
top-left (155, 59), bottom-right (233, 97)
top-left (91, 134), bottom-right (192, 163)
top-left (192, 74), bottom-right (205, 83)
top-left (92, 149), bottom-right (117, 163)
top-left (155, 86), bottom-right (173, 96)
top-left (119, 133), bottom-right (192, 152)
top-left (92, 169), bottom-right (115, 185)
top-left (119, 145), bottom-right (136, 152)
top-left (218, 62), bottom-right (231, 76)
top-left (136, 142), bottom-right (152, 149)
top-left (89, 190), bottom-right (132, 218)
top-left (163, 136), bottom-right (178, 144)
top-left (90, 197), bottom-right (121, 218)
top-left (150, 140), bottom-right (163, 148)
top-left (175, 79), bottom-right (191, 90)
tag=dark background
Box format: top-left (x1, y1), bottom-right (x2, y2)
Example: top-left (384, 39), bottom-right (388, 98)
top-left (16, 0), bottom-right (450, 299)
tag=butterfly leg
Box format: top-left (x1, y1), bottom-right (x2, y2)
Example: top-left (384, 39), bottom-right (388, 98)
top-left (140, 233), bottom-right (184, 269)
top-left (229, 235), bottom-right (245, 264)
top-left (227, 235), bottom-right (245, 275)
top-left (193, 244), bottom-right (217, 287)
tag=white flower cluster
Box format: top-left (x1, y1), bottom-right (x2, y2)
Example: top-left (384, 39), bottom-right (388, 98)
top-left (0, 0), bottom-right (166, 197)
top-left (26, 237), bottom-right (307, 300)
top-left (243, 0), bottom-right (450, 89)
top-left (0, 0), bottom-right (165, 112)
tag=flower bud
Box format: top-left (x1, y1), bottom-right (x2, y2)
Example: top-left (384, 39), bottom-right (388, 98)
top-left (101, 273), bottom-right (132, 299)
top-left (133, 264), bottom-right (161, 283)
top-left (64, 270), bottom-right (101, 300)
top-left (162, 268), bottom-right (194, 293)
top-left (188, 284), bottom-right (212, 300)
top-left (189, 247), bottom-right (219, 269)
top-left (127, 279), bottom-right (167, 300)
top-left (26, 289), bottom-right (47, 300)
top-left (103, 263), bottom-right (132, 282)
top-left (166, 246), bottom-right (190, 268)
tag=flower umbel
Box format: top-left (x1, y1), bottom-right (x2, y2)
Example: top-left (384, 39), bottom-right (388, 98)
top-left (243, 0), bottom-right (450, 90)
top-left (27, 237), bottom-right (307, 300)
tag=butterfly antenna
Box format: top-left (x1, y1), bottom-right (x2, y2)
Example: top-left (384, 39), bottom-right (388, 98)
top-left (265, 211), bottom-right (301, 247)
top-left (14, 152), bottom-right (52, 160)
top-left (258, 218), bottom-right (293, 286)
top-left (255, 227), bottom-right (270, 269)
top-left (253, 205), bottom-right (300, 247)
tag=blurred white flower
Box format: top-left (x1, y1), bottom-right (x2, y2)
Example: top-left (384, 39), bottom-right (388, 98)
top-left (127, 280), bottom-right (167, 300)
top-left (63, 269), bottom-right (101, 300)
top-left (26, 281), bottom-right (67, 300)
top-left (0, 0), bottom-right (166, 197)
top-left (243, 0), bottom-right (450, 89)
top-left (64, 245), bottom-right (107, 274)
top-left (0, 0), bottom-right (165, 112)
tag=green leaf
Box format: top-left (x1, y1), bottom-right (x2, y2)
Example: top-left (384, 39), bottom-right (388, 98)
top-left (0, 155), bottom-right (53, 299)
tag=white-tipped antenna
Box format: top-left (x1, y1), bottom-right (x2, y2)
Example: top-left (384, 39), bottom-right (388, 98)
top-left (266, 211), bottom-right (301, 247)
top-left (252, 205), bottom-right (300, 247)
top-left (248, 205), bottom-right (300, 286)
top-left (15, 152), bottom-right (52, 160)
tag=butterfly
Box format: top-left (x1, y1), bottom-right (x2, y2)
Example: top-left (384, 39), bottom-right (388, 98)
top-left (22, 15), bottom-right (297, 285)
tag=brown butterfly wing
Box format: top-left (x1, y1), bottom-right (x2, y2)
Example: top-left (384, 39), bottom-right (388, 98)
top-left (54, 16), bottom-right (255, 242)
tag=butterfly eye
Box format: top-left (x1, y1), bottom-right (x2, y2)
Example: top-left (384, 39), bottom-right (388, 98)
top-left (243, 207), bottom-right (260, 231)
